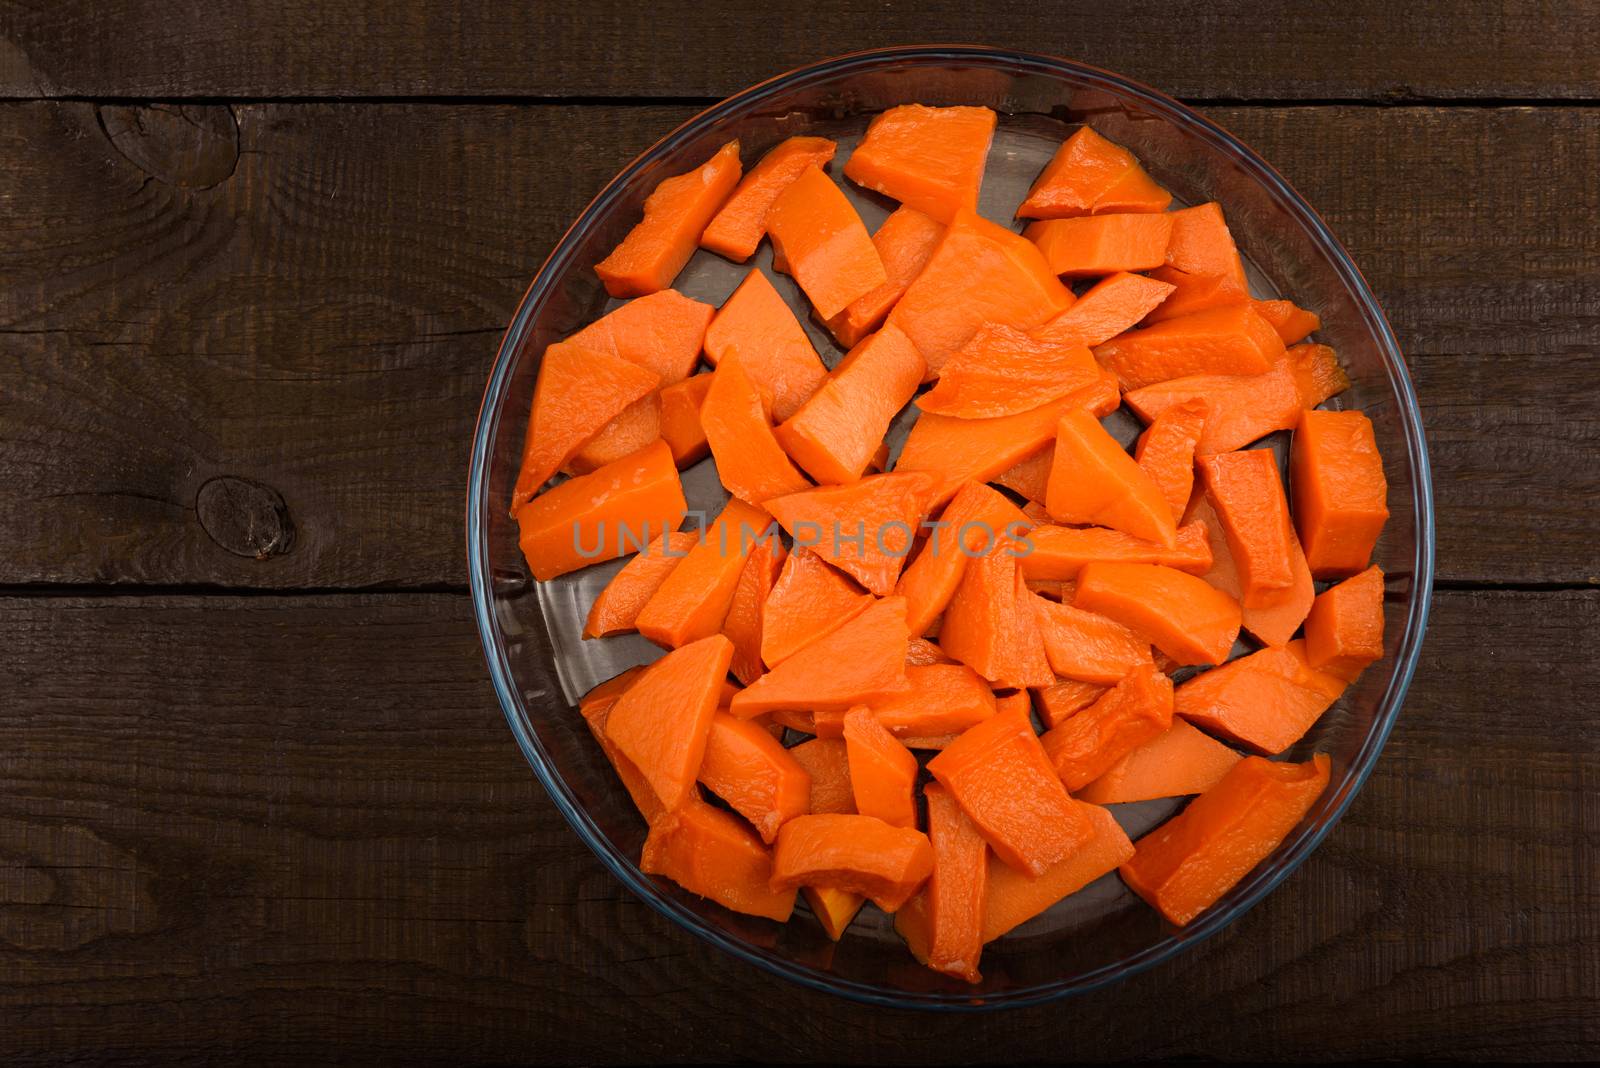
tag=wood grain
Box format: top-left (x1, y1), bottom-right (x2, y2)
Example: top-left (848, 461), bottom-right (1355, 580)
top-left (2, 1), bottom-right (1598, 102)
top-left (0, 589), bottom-right (1592, 1062)
top-left (0, 100), bottom-right (690, 590)
top-left (2, 101), bottom-right (1595, 589)
top-left (1, 7), bottom-right (1591, 1061)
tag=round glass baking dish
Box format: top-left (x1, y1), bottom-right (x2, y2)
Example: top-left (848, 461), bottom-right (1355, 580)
top-left (467, 46), bottom-right (1434, 1010)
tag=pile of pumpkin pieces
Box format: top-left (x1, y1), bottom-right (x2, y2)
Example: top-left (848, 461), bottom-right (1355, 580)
top-left (510, 105), bottom-right (1390, 983)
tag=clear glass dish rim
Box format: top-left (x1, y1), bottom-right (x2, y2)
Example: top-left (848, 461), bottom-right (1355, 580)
top-left (465, 44), bottom-right (1436, 1011)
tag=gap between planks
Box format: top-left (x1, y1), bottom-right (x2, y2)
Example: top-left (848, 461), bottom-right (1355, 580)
top-left (2, 94), bottom-right (1600, 109)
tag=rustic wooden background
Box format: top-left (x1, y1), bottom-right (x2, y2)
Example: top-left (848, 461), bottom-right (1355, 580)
top-left (2, 3), bottom-right (1597, 1062)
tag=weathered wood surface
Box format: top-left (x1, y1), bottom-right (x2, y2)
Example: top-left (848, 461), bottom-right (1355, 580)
top-left (3, 7), bottom-right (1595, 1058)
top-left (2, 1), bottom-right (1598, 102)
top-left (0, 589), bottom-right (1592, 1062)
top-left (2, 102), bottom-right (1595, 589)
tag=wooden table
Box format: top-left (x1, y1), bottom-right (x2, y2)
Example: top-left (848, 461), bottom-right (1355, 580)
top-left (3, 4), bottom-right (1595, 1061)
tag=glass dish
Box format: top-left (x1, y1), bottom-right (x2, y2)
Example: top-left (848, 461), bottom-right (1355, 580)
top-left (467, 46), bottom-right (1434, 1010)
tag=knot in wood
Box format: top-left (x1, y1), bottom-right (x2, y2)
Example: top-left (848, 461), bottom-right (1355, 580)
top-left (97, 104), bottom-right (239, 189)
top-left (195, 476), bottom-right (295, 560)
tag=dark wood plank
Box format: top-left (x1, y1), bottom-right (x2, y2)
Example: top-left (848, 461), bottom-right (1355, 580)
top-left (0, 589), bottom-right (1592, 1062)
top-left (0, 100), bottom-right (691, 590)
top-left (3, 102), bottom-right (1595, 590)
top-left (2, 1), bottom-right (1597, 102)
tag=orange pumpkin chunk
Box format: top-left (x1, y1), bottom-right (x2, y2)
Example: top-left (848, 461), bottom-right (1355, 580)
top-left (1094, 303), bottom-right (1287, 391)
top-left (803, 885), bottom-right (865, 940)
top-left (697, 712), bottom-right (812, 843)
top-left (1077, 718), bottom-right (1244, 805)
top-left (1121, 753), bottom-right (1330, 925)
top-left (760, 546), bottom-right (874, 669)
top-left (578, 667), bottom-right (661, 821)
top-left (596, 139), bottom-right (742, 297)
top-left (604, 633), bottom-right (733, 811)
top-left (1144, 202), bottom-right (1250, 322)
top-left (926, 702), bottom-right (1094, 876)
top-left (979, 799), bottom-right (1133, 940)
top-left (843, 707), bottom-right (920, 828)
top-left (917, 324), bottom-right (1102, 419)
top-left (642, 798), bottom-right (796, 921)
top-left (1046, 408), bottom-right (1178, 547)
top-left (721, 537), bottom-right (787, 685)
top-left (1199, 449), bottom-right (1297, 605)
top-left (1031, 594), bottom-right (1153, 685)
top-left (1124, 359), bottom-right (1302, 456)
top-left (515, 439), bottom-right (687, 582)
top-left (1253, 298), bottom-right (1321, 345)
top-left (1025, 213), bottom-right (1174, 276)
top-left (1134, 397), bottom-right (1208, 525)
top-left (1291, 409), bottom-right (1390, 578)
top-left (634, 498), bottom-right (774, 649)
top-left (701, 349), bottom-right (812, 506)
top-left (787, 738), bottom-right (855, 815)
top-left (896, 481), bottom-right (1032, 637)
top-left (1031, 677), bottom-right (1110, 729)
top-left (896, 391), bottom-right (1090, 509)
top-left (700, 136), bottom-right (837, 262)
top-left (887, 209), bottom-right (1073, 376)
top-left (1175, 640), bottom-right (1348, 754)
top-left (1018, 127), bottom-right (1169, 219)
top-left (1022, 520), bottom-right (1213, 581)
top-left (919, 783), bottom-right (988, 983)
top-left (509, 340), bottom-right (661, 511)
top-left (1073, 561), bottom-right (1242, 667)
top-left (868, 663), bottom-right (998, 738)
top-left (584, 530), bottom-right (699, 638)
top-left (1302, 565), bottom-right (1386, 681)
top-left (729, 596), bottom-right (911, 717)
top-left (1183, 490), bottom-right (1313, 648)
top-left (843, 104), bottom-right (996, 223)
top-left (824, 206), bottom-right (946, 347)
top-left (765, 472), bottom-right (934, 596)
top-left (703, 269), bottom-right (829, 421)
top-left (1033, 270), bottom-right (1175, 348)
top-left (775, 322), bottom-right (925, 485)
top-left (658, 372), bottom-right (716, 467)
top-left (771, 814), bottom-right (934, 913)
top-left (939, 541), bottom-right (1054, 690)
top-left (1040, 662), bottom-right (1174, 792)
top-left (766, 164), bottom-right (887, 319)
top-left (567, 289), bottom-right (714, 385)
